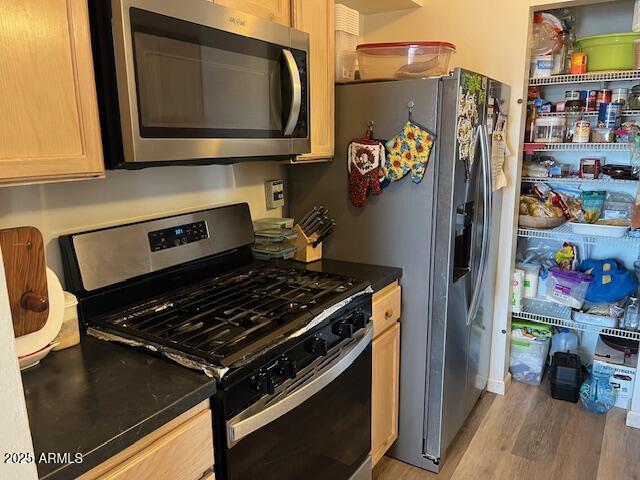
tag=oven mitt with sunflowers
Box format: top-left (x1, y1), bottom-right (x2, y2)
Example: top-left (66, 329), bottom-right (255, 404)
top-left (348, 137), bottom-right (384, 208)
top-left (384, 121), bottom-right (435, 184)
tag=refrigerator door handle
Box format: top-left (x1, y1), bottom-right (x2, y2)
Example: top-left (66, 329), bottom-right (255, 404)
top-left (467, 125), bottom-right (492, 326)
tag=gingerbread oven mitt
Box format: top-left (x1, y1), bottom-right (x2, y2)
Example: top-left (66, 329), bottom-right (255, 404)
top-left (384, 121), bottom-right (435, 184)
top-left (348, 135), bottom-right (385, 208)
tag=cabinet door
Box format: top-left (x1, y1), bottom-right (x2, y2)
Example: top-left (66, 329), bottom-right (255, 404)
top-left (212, 0), bottom-right (291, 25)
top-left (372, 322), bottom-right (401, 466)
top-left (291, 0), bottom-right (334, 162)
top-left (0, 0), bottom-right (104, 185)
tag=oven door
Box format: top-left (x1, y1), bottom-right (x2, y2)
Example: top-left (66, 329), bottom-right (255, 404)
top-left (110, 0), bottom-right (309, 163)
top-left (224, 329), bottom-right (372, 480)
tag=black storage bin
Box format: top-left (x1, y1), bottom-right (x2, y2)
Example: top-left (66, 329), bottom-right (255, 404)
top-left (549, 351), bottom-right (582, 403)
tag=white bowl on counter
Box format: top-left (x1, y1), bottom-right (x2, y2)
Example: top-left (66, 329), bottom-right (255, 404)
top-left (569, 221), bottom-right (630, 238)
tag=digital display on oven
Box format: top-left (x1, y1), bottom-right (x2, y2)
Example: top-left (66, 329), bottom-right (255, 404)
top-left (148, 221), bottom-right (208, 252)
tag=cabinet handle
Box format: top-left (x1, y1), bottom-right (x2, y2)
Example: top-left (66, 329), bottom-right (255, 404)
top-left (384, 309), bottom-right (393, 319)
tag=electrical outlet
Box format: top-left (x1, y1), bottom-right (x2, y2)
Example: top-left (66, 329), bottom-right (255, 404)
top-left (265, 179), bottom-right (285, 209)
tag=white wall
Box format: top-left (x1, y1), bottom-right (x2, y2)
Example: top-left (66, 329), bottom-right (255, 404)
top-left (362, 0), bottom-right (596, 392)
top-left (0, 250), bottom-right (37, 480)
top-left (0, 163), bottom-right (287, 283)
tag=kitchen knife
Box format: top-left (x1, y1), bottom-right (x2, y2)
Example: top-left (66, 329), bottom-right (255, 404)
top-left (298, 208), bottom-right (316, 228)
top-left (301, 209), bottom-right (320, 230)
top-left (312, 226), bottom-right (334, 248)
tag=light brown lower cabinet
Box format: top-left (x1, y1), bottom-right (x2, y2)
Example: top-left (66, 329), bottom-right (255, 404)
top-left (371, 282), bottom-right (401, 466)
top-left (80, 401), bottom-right (214, 480)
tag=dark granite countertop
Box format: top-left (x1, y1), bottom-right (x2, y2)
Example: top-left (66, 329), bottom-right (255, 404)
top-left (274, 258), bottom-right (402, 293)
top-left (22, 335), bottom-right (216, 480)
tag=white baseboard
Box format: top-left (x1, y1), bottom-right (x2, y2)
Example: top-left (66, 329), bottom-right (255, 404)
top-left (487, 372), bottom-right (511, 396)
top-left (626, 410), bottom-right (640, 429)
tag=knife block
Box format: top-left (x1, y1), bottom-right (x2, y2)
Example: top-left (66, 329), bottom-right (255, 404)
top-left (289, 224), bottom-right (322, 263)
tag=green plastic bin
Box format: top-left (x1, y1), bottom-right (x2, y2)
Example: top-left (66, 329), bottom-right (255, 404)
top-left (578, 32), bottom-right (640, 71)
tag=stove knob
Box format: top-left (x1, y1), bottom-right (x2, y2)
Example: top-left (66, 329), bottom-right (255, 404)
top-left (333, 322), bottom-right (354, 339)
top-left (352, 310), bottom-right (368, 329)
top-left (279, 358), bottom-right (298, 379)
top-left (308, 337), bottom-right (328, 356)
top-left (254, 372), bottom-right (275, 395)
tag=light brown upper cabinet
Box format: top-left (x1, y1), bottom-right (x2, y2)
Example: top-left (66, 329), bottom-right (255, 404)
top-left (212, 0), bottom-right (291, 26)
top-left (291, 0), bottom-right (335, 162)
top-left (0, 0), bottom-right (104, 186)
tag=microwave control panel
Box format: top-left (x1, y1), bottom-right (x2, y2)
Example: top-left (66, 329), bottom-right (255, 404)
top-left (148, 221), bottom-right (209, 252)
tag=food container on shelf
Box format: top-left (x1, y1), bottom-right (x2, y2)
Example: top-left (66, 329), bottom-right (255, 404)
top-left (356, 41), bottom-right (456, 80)
top-left (630, 85), bottom-right (640, 110)
top-left (569, 221), bottom-right (630, 238)
top-left (335, 3), bottom-right (360, 82)
top-left (591, 127), bottom-right (615, 143)
top-left (531, 55), bottom-right (554, 78)
top-left (533, 117), bottom-right (565, 143)
top-left (546, 267), bottom-right (592, 309)
top-left (612, 88), bottom-right (629, 107)
top-left (577, 32), bottom-right (640, 71)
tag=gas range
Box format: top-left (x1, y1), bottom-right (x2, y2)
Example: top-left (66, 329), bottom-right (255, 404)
top-left (60, 204), bottom-right (374, 480)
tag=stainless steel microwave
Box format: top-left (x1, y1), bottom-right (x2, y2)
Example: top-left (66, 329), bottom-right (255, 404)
top-left (90, 0), bottom-right (310, 167)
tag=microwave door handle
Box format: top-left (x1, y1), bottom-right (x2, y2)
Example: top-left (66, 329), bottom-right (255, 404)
top-left (282, 49), bottom-right (302, 136)
top-left (226, 327), bottom-right (372, 448)
top-left (467, 126), bottom-right (492, 326)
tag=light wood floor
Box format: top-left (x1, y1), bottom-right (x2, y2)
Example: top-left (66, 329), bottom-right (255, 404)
top-left (374, 380), bottom-right (640, 480)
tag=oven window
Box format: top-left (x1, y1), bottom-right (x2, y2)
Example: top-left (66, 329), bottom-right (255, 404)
top-left (130, 8), bottom-right (285, 138)
top-left (225, 345), bottom-right (372, 480)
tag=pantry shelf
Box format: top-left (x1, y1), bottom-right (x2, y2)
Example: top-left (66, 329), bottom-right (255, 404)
top-left (538, 110), bottom-right (640, 118)
top-left (521, 176), bottom-right (638, 185)
top-left (524, 143), bottom-right (631, 153)
top-left (513, 298), bottom-right (640, 341)
top-left (529, 70), bottom-right (640, 86)
top-left (517, 223), bottom-right (640, 245)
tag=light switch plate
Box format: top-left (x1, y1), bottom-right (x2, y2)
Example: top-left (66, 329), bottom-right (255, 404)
top-left (265, 179), bottom-right (285, 209)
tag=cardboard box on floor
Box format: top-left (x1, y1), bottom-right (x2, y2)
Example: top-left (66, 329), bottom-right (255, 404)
top-left (593, 336), bottom-right (638, 410)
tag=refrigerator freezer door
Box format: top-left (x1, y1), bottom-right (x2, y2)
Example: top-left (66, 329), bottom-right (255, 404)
top-left (423, 70), bottom-right (491, 468)
top-left (464, 79), bottom-right (510, 417)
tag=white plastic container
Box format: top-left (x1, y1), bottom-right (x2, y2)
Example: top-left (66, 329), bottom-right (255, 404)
top-left (510, 334), bottom-right (551, 385)
top-left (356, 41), bottom-right (456, 80)
top-left (518, 263), bottom-right (540, 299)
top-left (533, 117), bottom-right (565, 143)
top-left (531, 54), bottom-right (554, 78)
top-left (52, 292), bottom-right (80, 351)
top-left (546, 267), bottom-right (592, 309)
top-left (569, 221), bottom-right (630, 238)
top-left (550, 328), bottom-right (579, 358)
top-left (335, 4), bottom-right (360, 82)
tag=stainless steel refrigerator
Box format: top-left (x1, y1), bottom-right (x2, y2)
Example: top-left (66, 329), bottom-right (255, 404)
top-left (288, 69), bottom-right (510, 472)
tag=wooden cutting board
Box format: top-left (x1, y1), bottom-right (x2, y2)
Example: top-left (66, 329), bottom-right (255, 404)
top-left (0, 227), bottom-right (49, 337)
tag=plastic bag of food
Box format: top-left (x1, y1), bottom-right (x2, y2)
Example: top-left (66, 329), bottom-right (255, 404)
top-left (581, 191), bottom-right (606, 224)
top-left (555, 242), bottom-right (578, 270)
top-left (602, 191), bottom-right (635, 223)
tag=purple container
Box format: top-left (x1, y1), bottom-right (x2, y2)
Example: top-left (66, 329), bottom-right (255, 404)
top-left (598, 102), bottom-right (622, 129)
top-left (547, 267), bottom-right (593, 309)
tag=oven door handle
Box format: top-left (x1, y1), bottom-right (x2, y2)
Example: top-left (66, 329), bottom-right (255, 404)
top-left (282, 49), bottom-right (302, 136)
top-left (226, 326), bottom-right (372, 448)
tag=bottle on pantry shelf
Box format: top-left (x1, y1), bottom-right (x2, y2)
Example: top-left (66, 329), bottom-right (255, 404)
top-left (624, 297), bottom-right (639, 331)
top-left (550, 328), bottom-right (579, 358)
